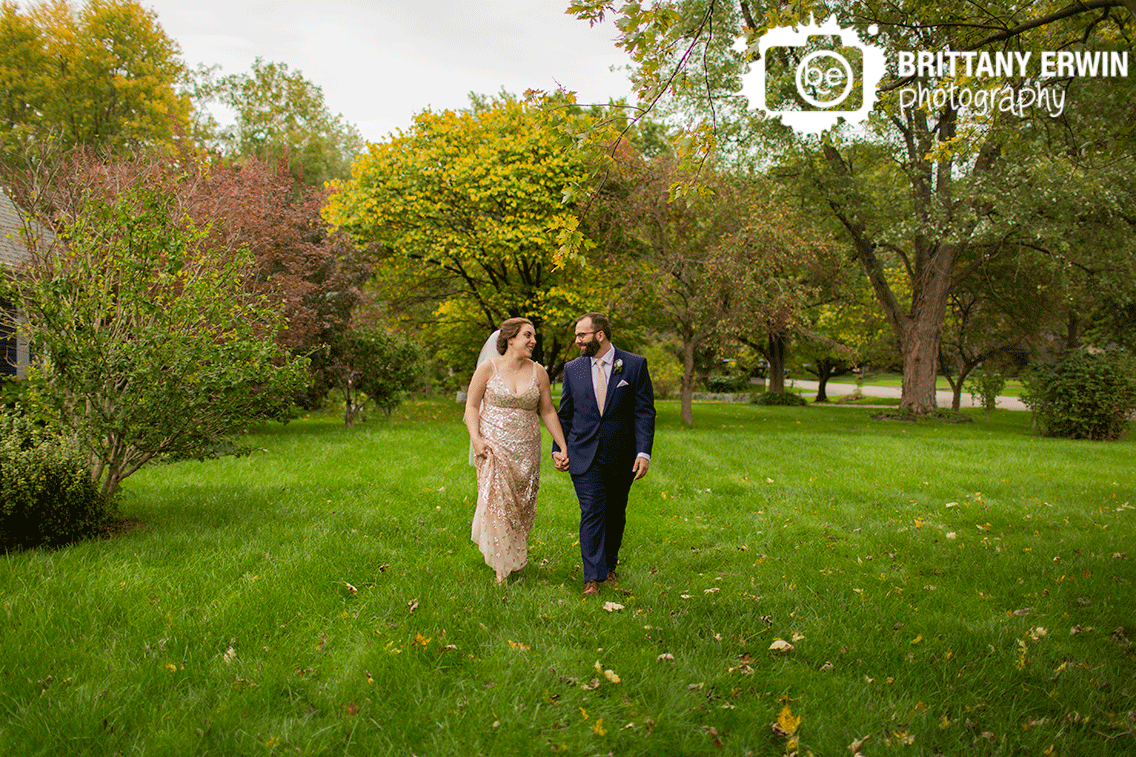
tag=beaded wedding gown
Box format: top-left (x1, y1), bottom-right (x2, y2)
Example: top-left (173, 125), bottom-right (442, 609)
top-left (471, 363), bottom-right (541, 581)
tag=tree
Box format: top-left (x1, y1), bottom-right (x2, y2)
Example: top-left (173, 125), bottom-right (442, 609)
top-left (195, 58), bottom-right (364, 186)
top-left (327, 327), bottom-right (422, 425)
top-left (325, 93), bottom-right (614, 376)
top-left (571, 0), bottom-right (1136, 413)
top-left (593, 142), bottom-right (831, 424)
top-left (191, 158), bottom-right (373, 406)
top-left (0, 0), bottom-right (189, 152)
top-left (937, 252), bottom-right (1058, 409)
top-left (795, 269), bottom-right (900, 403)
top-left (1, 150), bottom-right (308, 497)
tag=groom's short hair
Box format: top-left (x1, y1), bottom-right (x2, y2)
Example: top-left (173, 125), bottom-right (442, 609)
top-left (578, 312), bottom-right (611, 340)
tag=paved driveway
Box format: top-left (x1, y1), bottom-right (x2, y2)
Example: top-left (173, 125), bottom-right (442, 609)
top-left (792, 380), bottom-right (1028, 411)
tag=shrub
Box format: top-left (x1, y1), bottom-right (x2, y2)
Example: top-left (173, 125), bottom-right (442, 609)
top-left (1021, 350), bottom-right (1136, 440)
top-left (330, 328), bottom-right (423, 425)
top-left (752, 391), bottom-right (807, 406)
top-left (705, 374), bottom-right (750, 393)
top-left (641, 343), bottom-right (683, 400)
top-left (967, 369), bottom-right (1006, 417)
top-left (0, 411), bottom-right (113, 549)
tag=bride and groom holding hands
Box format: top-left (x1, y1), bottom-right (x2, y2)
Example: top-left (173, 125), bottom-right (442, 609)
top-left (463, 312), bottom-right (656, 595)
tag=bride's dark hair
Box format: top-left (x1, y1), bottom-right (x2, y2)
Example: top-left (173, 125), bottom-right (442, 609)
top-left (497, 317), bottom-right (534, 354)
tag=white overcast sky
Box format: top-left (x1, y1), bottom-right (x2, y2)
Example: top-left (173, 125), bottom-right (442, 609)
top-left (147, 0), bottom-right (635, 143)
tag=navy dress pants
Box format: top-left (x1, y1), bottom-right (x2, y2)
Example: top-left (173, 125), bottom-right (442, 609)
top-left (572, 454), bottom-right (636, 582)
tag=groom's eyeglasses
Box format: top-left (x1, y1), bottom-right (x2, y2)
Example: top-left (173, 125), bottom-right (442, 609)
top-left (574, 330), bottom-right (598, 342)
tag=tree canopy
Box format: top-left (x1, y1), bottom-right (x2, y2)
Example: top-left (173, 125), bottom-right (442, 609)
top-left (571, 0), bottom-right (1136, 411)
top-left (1, 150), bottom-right (309, 496)
top-left (0, 0), bottom-right (189, 152)
top-left (194, 58), bottom-right (364, 186)
top-left (325, 93), bottom-right (616, 374)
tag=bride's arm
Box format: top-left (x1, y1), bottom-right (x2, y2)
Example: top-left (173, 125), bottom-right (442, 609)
top-left (536, 364), bottom-right (568, 454)
top-left (464, 361), bottom-right (494, 458)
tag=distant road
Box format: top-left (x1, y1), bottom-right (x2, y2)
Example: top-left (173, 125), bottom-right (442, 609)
top-left (792, 380), bottom-right (1029, 411)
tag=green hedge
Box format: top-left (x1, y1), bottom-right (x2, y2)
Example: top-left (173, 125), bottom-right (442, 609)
top-left (0, 411), bottom-right (113, 549)
top-left (1021, 350), bottom-right (1136, 441)
top-left (751, 391), bottom-right (807, 406)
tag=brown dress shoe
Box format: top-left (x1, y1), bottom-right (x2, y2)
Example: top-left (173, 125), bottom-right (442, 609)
top-left (583, 580), bottom-right (601, 596)
top-left (606, 570), bottom-right (619, 586)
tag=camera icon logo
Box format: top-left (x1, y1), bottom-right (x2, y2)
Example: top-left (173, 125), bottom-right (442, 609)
top-left (734, 16), bottom-right (887, 134)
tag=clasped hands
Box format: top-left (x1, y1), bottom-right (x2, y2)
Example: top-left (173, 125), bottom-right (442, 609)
top-left (551, 452), bottom-right (648, 480)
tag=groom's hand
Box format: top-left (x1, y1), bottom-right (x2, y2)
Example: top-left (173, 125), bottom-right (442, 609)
top-left (552, 451), bottom-right (569, 471)
top-left (632, 457), bottom-right (649, 481)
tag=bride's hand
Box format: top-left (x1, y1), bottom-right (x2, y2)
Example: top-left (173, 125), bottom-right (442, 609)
top-left (472, 438), bottom-right (491, 458)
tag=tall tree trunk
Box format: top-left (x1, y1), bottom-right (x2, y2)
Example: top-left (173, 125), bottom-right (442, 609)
top-left (815, 378), bottom-right (829, 403)
top-left (767, 333), bottom-right (786, 394)
top-left (939, 348), bottom-right (963, 410)
top-left (900, 313), bottom-right (943, 412)
top-left (680, 336), bottom-right (695, 426)
top-left (898, 242), bottom-right (956, 413)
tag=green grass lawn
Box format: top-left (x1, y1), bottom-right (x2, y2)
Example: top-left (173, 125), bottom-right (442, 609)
top-left (2, 400), bottom-right (1134, 756)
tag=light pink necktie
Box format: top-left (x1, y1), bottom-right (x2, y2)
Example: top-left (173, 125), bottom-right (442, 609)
top-left (594, 359), bottom-right (607, 415)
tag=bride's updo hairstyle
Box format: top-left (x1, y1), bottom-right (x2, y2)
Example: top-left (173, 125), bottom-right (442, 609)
top-left (497, 317), bottom-right (534, 355)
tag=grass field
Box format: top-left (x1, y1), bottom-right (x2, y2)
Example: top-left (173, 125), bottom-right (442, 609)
top-left (2, 399), bottom-right (1133, 756)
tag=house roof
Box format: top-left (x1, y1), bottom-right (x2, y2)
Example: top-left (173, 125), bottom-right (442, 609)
top-left (0, 189), bottom-right (29, 269)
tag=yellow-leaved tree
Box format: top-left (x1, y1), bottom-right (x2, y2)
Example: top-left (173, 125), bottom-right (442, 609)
top-left (0, 0), bottom-right (189, 152)
top-left (324, 92), bottom-right (617, 378)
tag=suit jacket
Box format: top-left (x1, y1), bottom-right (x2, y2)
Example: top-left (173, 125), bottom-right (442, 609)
top-left (554, 347), bottom-right (655, 476)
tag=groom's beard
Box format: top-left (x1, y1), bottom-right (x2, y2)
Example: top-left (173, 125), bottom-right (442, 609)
top-left (580, 339), bottom-right (601, 358)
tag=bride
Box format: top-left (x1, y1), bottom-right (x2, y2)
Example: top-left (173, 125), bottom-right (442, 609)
top-left (464, 318), bottom-right (568, 583)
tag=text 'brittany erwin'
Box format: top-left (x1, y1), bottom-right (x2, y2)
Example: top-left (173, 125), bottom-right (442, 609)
top-left (896, 50), bottom-right (1129, 78)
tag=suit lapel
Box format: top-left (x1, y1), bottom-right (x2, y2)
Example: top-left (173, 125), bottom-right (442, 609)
top-left (575, 357), bottom-right (599, 415)
top-left (602, 348), bottom-right (620, 413)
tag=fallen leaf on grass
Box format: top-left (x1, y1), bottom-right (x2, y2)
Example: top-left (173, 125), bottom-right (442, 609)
top-left (769, 639), bottom-right (794, 653)
top-left (848, 733), bottom-right (871, 754)
top-left (594, 660), bottom-right (621, 683)
top-left (581, 678), bottom-right (601, 691)
top-left (602, 601), bottom-right (624, 612)
top-left (506, 639), bottom-right (530, 650)
top-left (657, 653), bottom-right (675, 662)
top-left (343, 581), bottom-right (358, 595)
top-left (703, 725), bottom-right (724, 747)
top-left (592, 718), bottom-right (607, 736)
top-left (771, 704), bottom-right (801, 737)
top-left (407, 599), bottom-right (419, 613)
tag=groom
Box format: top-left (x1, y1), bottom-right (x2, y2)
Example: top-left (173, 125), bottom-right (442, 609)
top-left (553, 313), bottom-right (655, 595)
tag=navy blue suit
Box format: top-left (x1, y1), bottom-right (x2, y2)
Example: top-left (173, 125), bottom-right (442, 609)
top-left (553, 348), bottom-right (655, 582)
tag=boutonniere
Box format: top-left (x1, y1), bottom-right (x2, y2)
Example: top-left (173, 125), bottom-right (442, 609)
top-left (613, 359), bottom-right (623, 375)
